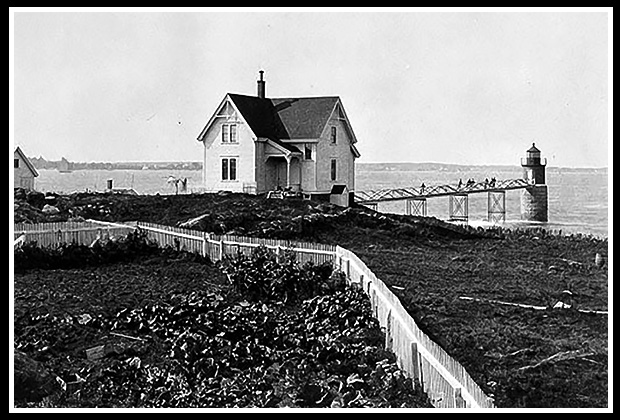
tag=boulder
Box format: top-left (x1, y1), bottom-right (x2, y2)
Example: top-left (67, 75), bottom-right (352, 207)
top-left (42, 204), bottom-right (60, 215)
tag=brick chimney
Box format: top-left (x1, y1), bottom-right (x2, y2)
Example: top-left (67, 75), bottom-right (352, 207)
top-left (257, 70), bottom-right (266, 99)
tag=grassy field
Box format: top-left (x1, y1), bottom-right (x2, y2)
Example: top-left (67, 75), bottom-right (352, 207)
top-left (13, 189), bottom-right (608, 407)
top-left (340, 234), bottom-right (608, 407)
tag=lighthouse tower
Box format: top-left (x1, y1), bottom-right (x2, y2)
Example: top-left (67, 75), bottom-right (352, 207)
top-left (520, 143), bottom-right (548, 222)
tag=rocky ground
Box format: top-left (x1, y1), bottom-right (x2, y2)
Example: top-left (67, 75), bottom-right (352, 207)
top-left (13, 234), bottom-right (431, 408)
top-left (13, 188), bottom-right (608, 408)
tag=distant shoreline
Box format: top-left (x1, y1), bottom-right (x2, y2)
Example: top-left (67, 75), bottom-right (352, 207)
top-left (30, 160), bottom-right (608, 173)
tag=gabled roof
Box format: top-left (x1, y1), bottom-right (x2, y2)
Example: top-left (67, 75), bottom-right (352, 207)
top-left (228, 94), bottom-right (340, 141)
top-left (14, 146), bottom-right (39, 177)
top-left (198, 93), bottom-right (358, 144)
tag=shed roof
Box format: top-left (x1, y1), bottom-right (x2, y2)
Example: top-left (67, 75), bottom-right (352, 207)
top-left (330, 184), bottom-right (349, 195)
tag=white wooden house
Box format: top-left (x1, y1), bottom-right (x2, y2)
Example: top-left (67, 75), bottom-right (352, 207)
top-left (196, 71), bottom-right (360, 205)
top-left (14, 146), bottom-right (39, 190)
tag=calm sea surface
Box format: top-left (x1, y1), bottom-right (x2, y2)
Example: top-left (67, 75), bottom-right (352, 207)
top-left (32, 165), bottom-right (609, 238)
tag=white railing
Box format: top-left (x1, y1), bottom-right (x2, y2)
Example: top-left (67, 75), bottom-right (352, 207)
top-left (13, 220), bottom-right (495, 408)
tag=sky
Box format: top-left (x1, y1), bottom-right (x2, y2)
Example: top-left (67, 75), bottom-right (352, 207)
top-left (10, 8), bottom-right (611, 168)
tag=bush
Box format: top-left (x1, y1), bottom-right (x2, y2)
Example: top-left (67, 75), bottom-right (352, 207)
top-left (219, 246), bottom-right (343, 304)
top-left (14, 246), bottom-right (431, 408)
top-left (17, 287), bottom-right (429, 408)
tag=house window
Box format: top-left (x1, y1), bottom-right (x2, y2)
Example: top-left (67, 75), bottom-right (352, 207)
top-left (221, 124), bottom-right (237, 143)
top-left (330, 159), bottom-right (337, 181)
top-left (230, 158), bottom-right (237, 180)
top-left (221, 158), bottom-right (237, 181)
top-left (305, 145), bottom-right (312, 160)
top-left (14, 158), bottom-right (19, 168)
top-left (331, 126), bottom-right (337, 144)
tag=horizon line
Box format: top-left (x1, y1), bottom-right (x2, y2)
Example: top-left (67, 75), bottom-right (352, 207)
top-left (29, 157), bottom-right (608, 171)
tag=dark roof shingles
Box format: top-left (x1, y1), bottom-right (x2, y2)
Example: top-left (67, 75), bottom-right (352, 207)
top-left (229, 94), bottom-right (338, 140)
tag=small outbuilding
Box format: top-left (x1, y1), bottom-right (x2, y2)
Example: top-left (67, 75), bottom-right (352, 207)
top-left (14, 146), bottom-right (39, 190)
top-left (330, 184), bottom-right (349, 207)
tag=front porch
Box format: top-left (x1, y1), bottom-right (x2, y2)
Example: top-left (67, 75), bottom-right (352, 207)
top-left (264, 155), bottom-right (302, 192)
top-left (261, 138), bottom-right (304, 193)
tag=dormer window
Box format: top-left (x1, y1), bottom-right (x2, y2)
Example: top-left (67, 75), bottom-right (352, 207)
top-left (222, 124), bottom-right (237, 143)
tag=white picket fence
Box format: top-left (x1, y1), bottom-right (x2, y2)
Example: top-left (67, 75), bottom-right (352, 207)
top-left (136, 221), bottom-right (336, 267)
top-left (13, 220), bottom-right (135, 248)
top-left (336, 246), bottom-right (494, 408)
top-left (12, 219), bottom-right (494, 408)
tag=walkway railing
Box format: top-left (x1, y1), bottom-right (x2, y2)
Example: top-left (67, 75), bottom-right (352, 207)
top-left (355, 178), bottom-right (530, 204)
top-left (13, 220), bottom-right (495, 408)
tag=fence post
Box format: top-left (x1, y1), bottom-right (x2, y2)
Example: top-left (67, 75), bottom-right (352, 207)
top-left (385, 309), bottom-right (393, 350)
top-left (413, 342), bottom-right (426, 394)
top-left (219, 239), bottom-right (224, 261)
top-left (372, 289), bottom-right (378, 318)
top-left (454, 387), bottom-right (466, 408)
top-left (410, 342), bottom-right (421, 385)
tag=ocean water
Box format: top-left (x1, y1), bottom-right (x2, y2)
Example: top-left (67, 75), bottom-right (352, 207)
top-left (356, 165), bottom-right (609, 239)
top-left (30, 165), bottom-right (609, 238)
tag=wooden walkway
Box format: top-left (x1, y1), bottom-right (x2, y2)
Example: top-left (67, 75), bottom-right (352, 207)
top-left (355, 178), bottom-right (530, 204)
top-left (355, 178), bottom-right (532, 222)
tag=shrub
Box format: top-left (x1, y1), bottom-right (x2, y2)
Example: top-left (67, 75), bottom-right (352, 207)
top-left (219, 246), bottom-right (342, 304)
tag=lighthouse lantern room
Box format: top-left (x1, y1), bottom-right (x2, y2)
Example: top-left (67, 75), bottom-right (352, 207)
top-left (521, 142), bottom-right (547, 185)
top-left (520, 143), bottom-right (548, 222)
